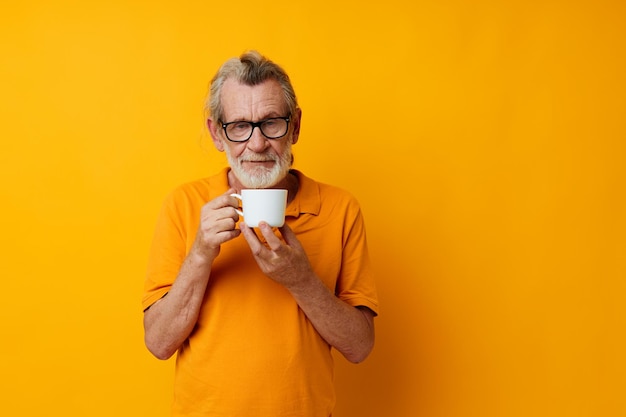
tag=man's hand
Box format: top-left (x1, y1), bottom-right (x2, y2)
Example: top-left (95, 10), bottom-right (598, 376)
top-left (191, 189), bottom-right (241, 263)
top-left (239, 222), bottom-right (315, 290)
top-left (240, 221), bottom-right (375, 363)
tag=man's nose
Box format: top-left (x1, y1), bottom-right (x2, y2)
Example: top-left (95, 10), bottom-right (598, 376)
top-left (246, 126), bottom-right (270, 152)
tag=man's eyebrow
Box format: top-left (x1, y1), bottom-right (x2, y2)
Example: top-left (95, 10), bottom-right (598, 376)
top-left (257, 111), bottom-right (285, 120)
top-left (226, 112), bottom-right (286, 122)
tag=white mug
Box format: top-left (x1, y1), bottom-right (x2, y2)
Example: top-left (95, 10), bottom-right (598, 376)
top-left (230, 189), bottom-right (288, 228)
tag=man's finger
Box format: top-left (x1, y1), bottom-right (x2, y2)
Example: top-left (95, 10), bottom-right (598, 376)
top-left (240, 223), bottom-right (267, 255)
top-left (205, 188), bottom-right (238, 209)
top-left (278, 223), bottom-right (302, 250)
top-left (258, 222), bottom-right (285, 251)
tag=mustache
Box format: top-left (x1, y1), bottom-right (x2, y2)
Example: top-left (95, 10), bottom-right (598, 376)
top-left (238, 153), bottom-right (278, 163)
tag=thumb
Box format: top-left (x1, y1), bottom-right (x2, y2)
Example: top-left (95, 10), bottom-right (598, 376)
top-left (278, 223), bottom-right (301, 249)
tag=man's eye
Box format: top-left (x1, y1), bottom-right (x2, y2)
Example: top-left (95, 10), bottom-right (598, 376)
top-left (233, 122), bottom-right (250, 130)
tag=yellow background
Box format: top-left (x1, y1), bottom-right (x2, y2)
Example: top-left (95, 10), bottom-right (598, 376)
top-left (1, 0), bottom-right (624, 416)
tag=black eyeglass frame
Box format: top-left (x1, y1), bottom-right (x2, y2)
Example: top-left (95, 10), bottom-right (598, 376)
top-left (220, 116), bottom-right (291, 143)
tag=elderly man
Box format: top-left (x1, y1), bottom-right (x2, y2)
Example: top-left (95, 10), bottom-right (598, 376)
top-left (142, 51), bottom-right (378, 416)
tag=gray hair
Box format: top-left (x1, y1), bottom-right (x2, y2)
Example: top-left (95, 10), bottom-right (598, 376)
top-left (205, 50), bottom-right (299, 124)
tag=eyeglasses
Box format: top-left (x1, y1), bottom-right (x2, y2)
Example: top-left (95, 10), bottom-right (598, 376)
top-left (220, 116), bottom-right (291, 142)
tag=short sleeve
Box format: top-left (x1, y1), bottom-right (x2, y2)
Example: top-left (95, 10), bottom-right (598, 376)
top-left (142, 190), bottom-right (191, 311)
top-left (335, 198), bottom-right (379, 316)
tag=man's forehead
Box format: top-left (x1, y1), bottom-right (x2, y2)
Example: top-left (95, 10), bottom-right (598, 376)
top-left (220, 78), bottom-right (288, 117)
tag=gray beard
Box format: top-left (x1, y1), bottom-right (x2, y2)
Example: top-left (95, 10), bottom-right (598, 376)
top-left (225, 142), bottom-right (293, 189)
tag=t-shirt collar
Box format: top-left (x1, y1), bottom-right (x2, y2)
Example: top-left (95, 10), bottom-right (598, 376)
top-left (286, 169), bottom-right (320, 218)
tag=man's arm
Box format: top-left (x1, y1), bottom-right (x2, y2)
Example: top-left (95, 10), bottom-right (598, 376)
top-left (289, 276), bottom-right (376, 363)
top-left (143, 191), bottom-right (241, 360)
top-left (240, 222), bottom-right (376, 363)
top-left (143, 250), bottom-right (213, 360)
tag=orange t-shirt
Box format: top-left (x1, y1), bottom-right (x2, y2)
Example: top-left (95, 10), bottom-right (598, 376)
top-left (143, 168), bottom-right (378, 417)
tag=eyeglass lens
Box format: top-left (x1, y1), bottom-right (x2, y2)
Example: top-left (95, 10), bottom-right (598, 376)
top-left (225, 118), bottom-right (288, 142)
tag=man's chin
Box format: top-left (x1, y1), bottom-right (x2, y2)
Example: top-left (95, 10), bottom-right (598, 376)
top-left (242, 160), bottom-right (276, 170)
top-left (234, 167), bottom-right (281, 189)
top-left (243, 164), bottom-right (274, 176)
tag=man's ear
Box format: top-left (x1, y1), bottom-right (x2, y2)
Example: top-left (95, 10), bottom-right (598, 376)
top-left (290, 108), bottom-right (302, 145)
top-left (207, 118), bottom-right (225, 152)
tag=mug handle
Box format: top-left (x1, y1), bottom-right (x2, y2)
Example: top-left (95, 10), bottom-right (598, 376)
top-left (230, 193), bottom-right (244, 217)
